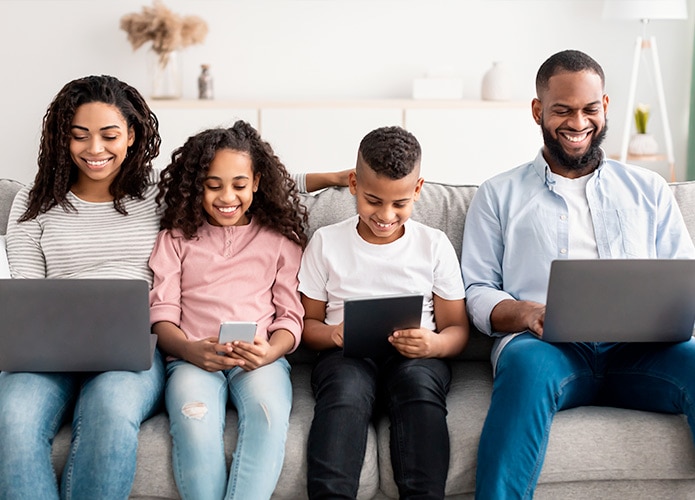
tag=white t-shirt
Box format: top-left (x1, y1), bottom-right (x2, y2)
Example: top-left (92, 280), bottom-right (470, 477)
top-left (552, 172), bottom-right (599, 259)
top-left (298, 215), bottom-right (465, 331)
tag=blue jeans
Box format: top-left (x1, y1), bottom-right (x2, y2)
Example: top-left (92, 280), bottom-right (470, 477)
top-left (475, 333), bottom-right (695, 499)
top-left (0, 349), bottom-right (164, 500)
top-left (307, 349), bottom-right (451, 499)
top-left (165, 358), bottom-right (292, 500)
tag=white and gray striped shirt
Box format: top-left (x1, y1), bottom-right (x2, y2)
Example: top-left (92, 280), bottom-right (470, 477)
top-left (6, 179), bottom-right (161, 286)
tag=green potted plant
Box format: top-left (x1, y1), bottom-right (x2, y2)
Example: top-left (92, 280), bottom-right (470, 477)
top-left (628, 103), bottom-right (658, 156)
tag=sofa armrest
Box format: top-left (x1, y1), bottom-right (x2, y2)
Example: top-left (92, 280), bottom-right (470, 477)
top-left (0, 179), bottom-right (24, 235)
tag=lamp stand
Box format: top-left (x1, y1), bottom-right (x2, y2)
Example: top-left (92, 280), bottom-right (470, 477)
top-left (619, 34), bottom-right (676, 181)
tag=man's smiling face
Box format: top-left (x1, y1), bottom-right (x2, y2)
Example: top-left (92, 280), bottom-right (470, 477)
top-left (532, 70), bottom-right (609, 177)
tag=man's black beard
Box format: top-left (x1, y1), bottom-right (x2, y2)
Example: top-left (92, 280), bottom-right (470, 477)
top-left (541, 120), bottom-right (608, 171)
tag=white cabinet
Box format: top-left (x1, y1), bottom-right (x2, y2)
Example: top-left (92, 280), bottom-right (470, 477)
top-left (146, 100), bottom-right (541, 184)
top-left (148, 102), bottom-right (257, 170)
top-left (260, 106), bottom-right (402, 175)
top-left (405, 105), bottom-right (540, 185)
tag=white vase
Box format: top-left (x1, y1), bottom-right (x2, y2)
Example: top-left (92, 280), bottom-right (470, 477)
top-left (149, 49), bottom-right (183, 100)
top-left (481, 62), bottom-right (511, 101)
top-left (628, 133), bottom-right (658, 156)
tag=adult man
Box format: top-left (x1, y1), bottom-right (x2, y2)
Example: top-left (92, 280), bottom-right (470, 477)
top-left (461, 49), bottom-right (695, 499)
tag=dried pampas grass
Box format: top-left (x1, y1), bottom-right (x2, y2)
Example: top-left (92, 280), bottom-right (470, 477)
top-left (120, 0), bottom-right (208, 65)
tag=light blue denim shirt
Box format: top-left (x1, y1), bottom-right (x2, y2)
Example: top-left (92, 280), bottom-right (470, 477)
top-left (461, 149), bottom-right (695, 371)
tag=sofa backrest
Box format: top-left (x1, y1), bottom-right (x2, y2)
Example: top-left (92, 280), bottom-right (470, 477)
top-left (670, 181), bottom-right (695, 243)
top-left (5, 178), bottom-right (695, 362)
top-left (299, 181), bottom-right (478, 259)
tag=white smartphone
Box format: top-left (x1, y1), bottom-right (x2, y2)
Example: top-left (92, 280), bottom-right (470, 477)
top-left (218, 321), bottom-right (257, 344)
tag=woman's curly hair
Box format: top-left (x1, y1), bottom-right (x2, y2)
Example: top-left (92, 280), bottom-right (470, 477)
top-left (19, 75), bottom-right (161, 222)
top-left (156, 121), bottom-right (309, 247)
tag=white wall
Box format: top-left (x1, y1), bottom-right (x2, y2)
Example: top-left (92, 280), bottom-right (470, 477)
top-left (0, 0), bottom-right (693, 184)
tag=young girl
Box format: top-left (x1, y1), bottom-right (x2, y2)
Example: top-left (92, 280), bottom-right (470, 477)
top-left (149, 121), bottom-right (307, 500)
top-left (1, 75), bottom-right (164, 499)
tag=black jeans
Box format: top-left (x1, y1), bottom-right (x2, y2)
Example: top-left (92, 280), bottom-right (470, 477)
top-left (307, 349), bottom-right (451, 499)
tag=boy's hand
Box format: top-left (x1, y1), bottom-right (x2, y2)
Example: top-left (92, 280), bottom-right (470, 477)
top-left (388, 327), bottom-right (440, 358)
top-left (331, 322), bottom-right (345, 348)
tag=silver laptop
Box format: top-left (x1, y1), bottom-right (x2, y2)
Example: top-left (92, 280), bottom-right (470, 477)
top-left (343, 293), bottom-right (423, 358)
top-left (0, 279), bottom-right (157, 372)
top-left (543, 259), bottom-right (695, 343)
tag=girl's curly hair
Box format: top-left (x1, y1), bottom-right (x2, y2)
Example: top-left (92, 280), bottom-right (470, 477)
top-left (156, 121), bottom-right (309, 247)
top-left (19, 75), bottom-right (161, 222)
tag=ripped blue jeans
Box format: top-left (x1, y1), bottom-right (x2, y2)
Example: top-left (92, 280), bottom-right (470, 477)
top-left (165, 358), bottom-right (292, 500)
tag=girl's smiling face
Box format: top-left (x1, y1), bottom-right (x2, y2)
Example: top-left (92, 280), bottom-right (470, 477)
top-left (69, 102), bottom-right (134, 192)
top-left (202, 149), bottom-right (260, 227)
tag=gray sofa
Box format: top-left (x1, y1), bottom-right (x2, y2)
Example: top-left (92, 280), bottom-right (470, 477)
top-left (2, 176), bottom-right (695, 499)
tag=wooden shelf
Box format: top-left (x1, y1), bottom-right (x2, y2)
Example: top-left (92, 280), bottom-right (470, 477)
top-left (147, 98), bottom-right (530, 110)
top-left (609, 153), bottom-right (668, 162)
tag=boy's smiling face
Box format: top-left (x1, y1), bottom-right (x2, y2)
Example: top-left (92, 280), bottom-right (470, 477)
top-left (349, 156), bottom-right (423, 245)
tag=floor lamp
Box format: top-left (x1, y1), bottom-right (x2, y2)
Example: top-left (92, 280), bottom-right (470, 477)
top-left (602, 0), bottom-right (688, 182)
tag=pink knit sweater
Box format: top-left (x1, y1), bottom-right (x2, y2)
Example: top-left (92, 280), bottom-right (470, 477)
top-left (149, 219), bottom-right (303, 352)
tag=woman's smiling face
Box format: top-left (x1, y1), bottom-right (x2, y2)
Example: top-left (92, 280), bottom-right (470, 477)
top-left (69, 101), bottom-right (134, 189)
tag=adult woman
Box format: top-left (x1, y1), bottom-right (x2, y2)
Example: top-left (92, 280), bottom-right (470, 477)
top-left (0, 75), bottom-right (164, 499)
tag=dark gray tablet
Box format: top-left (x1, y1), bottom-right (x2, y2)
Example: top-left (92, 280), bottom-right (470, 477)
top-left (0, 278), bottom-right (157, 372)
top-left (543, 259), bottom-right (695, 343)
top-left (343, 293), bottom-right (424, 358)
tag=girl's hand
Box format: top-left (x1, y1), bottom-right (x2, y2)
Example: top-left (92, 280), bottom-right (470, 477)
top-left (184, 337), bottom-right (246, 372)
top-left (388, 327), bottom-right (440, 359)
top-left (225, 336), bottom-right (278, 371)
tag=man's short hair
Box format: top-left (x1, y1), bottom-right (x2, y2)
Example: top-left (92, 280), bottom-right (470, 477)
top-left (536, 50), bottom-right (605, 96)
top-left (358, 126), bottom-right (421, 180)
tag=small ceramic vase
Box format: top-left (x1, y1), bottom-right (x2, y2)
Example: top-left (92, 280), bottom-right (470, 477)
top-left (481, 62), bottom-right (512, 101)
top-left (628, 133), bottom-right (658, 156)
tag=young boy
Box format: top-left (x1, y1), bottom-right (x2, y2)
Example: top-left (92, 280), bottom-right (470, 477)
top-left (299, 126), bottom-right (469, 499)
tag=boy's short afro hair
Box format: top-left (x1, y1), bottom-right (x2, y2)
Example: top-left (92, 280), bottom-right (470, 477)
top-left (358, 126), bottom-right (421, 180)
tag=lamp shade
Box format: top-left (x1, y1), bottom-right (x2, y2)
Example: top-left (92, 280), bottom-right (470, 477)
top-left (602, 0), bottom-right (688, 20)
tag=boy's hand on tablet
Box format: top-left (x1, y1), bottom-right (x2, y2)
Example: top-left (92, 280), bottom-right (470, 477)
top-left (389, 328), bottom-right (439, 358)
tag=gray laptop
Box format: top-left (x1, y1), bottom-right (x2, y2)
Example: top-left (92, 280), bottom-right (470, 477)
top-left (543, 259), bottom-right (695, 343)
top-left (0, 279), bottom-right (157, 372)
top-left (343, 294), bottom-right (423, 358)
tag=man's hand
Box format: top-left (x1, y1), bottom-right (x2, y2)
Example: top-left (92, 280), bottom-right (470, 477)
top-left (490, 299), bottom-right (546, 337)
